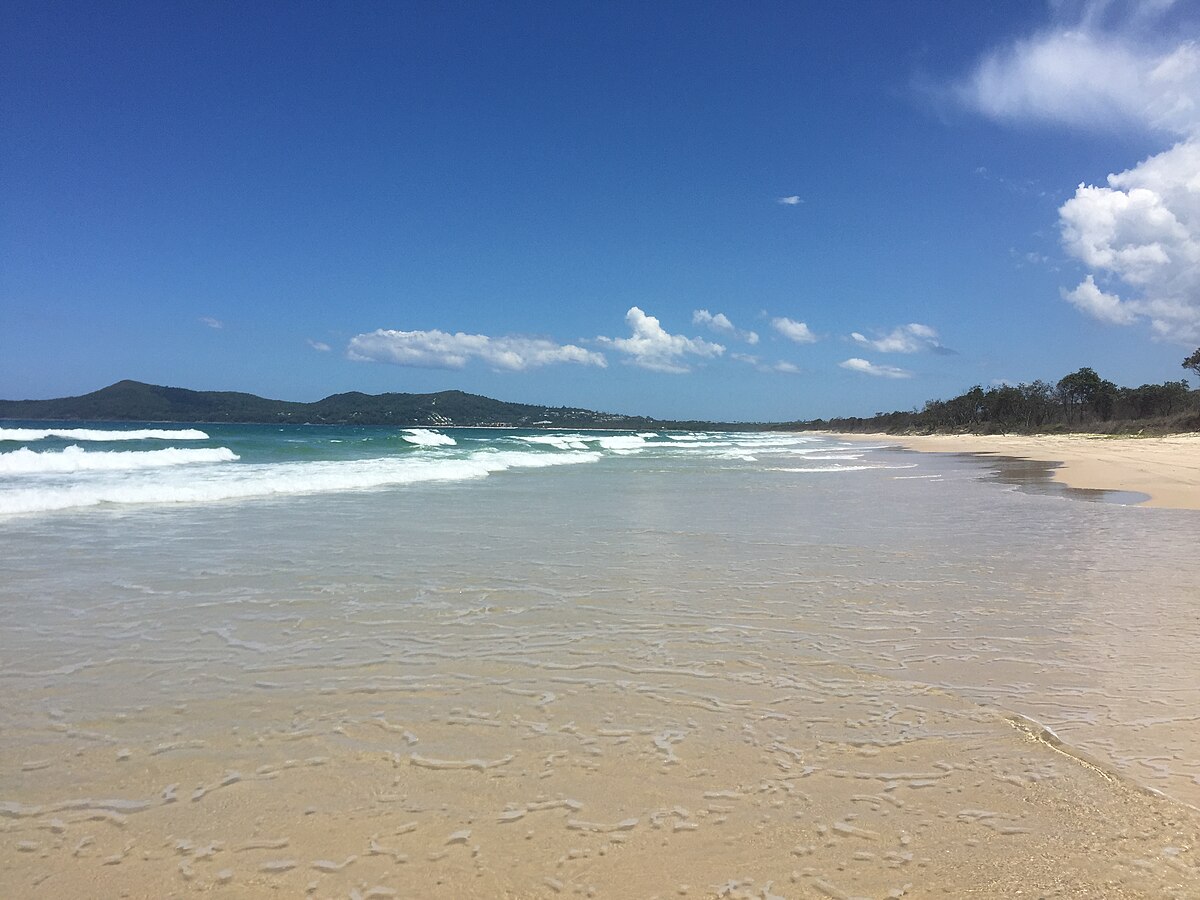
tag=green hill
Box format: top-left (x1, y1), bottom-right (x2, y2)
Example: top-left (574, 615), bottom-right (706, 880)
top-left (0, 380), bottom-right (702, 429)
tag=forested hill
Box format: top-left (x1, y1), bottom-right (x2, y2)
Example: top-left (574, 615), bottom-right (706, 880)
top-left (0, 380), bottom-right (724, 429)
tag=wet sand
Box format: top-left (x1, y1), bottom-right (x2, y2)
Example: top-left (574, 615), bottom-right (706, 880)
top-left (5, 653), bottom-right (1199, 899)
top-left (831, 433), bottom-right (1200, 510)
top-left (3, 450), bottom-right (1200, 898)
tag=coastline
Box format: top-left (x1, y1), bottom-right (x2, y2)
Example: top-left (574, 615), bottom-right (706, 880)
top-left (5, 427), bottom-right (1200, 894)
top-left (831, 431), bottom-right (1200, 511)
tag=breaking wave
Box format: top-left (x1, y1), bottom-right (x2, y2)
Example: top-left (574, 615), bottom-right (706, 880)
top-left (0, 446), bottom-right (238, 474)
top-left (0, 425), bottom-right (909, 517)
top-left (514, 434), bottom-right (591, 451)
top-left (0, 449), bottom-right (600, 516)
top-left (402, 429), bottom-right (457, 447)
top-left (0, 427), bottom-right (210, 442)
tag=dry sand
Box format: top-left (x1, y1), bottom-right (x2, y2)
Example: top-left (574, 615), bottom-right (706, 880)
top-left (833, 432), bottom-right (1200, 511)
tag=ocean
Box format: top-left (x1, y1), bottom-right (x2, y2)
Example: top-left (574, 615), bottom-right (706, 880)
top-left (2, 422), bottom-right (1198, 897)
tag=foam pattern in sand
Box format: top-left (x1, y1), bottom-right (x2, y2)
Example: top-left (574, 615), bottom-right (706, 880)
top-left (2, 448), bottom-right (1199, 898)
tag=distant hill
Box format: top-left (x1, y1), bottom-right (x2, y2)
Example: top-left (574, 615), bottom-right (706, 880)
top-left (0, 380), bottom-right (740, 430)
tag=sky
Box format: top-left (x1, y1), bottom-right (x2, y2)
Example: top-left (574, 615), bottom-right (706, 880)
top-left (3, 0), bottom-right (1199, 422)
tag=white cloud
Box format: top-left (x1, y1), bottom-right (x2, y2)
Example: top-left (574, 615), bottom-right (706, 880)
top-left (732, 353), bottom-right (801, 374)
top-left (347, 328), bottom-right (607, 371)
top-left (199, 316), bottom-right (223, 329)
top-left (598, 307), bottom-right (724, 373)
top-left (693, 309), bottom-right (759, 344)
top-left (851, 323), bottom-right (948, 353)
top-left (693, 308), bottom-right (734, 333)
top-left (955, 2), bottom-right (1200, 342)
top-left (1062, 276), bottom-right (1139, 324)
top-left (839, 358), bottom-right (913, 379)
top-left (777, 195), bottom-right (804, 205)
top-left (956, 13), bottom-right (1200, 136)
top-left (307, 339), bottom-right (332, 352)
top-left (771, 317), bottom-right (818, 344)
top-left (1058, 138), bottom-right (1200, 340)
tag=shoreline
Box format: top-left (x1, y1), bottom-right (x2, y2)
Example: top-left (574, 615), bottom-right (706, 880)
top-left (831, 431), bottom-right (1200, 511)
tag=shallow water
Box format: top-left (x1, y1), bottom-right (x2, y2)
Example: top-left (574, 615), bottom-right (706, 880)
top-left (2, 429), bottom-right (1198, 898)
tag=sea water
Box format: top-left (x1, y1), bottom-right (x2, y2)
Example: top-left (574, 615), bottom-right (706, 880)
top-left (1, 423), bottom-right (1198, 897)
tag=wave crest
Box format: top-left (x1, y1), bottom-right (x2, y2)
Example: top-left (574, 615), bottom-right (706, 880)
top-left (402, 429), bottom-right (457, 447)
top-left (0, 449), bottom-right (599, 515)
top-left (0, 446), bottom-right (239, 474)
top-left (0, 427), bottom-right (210, 442)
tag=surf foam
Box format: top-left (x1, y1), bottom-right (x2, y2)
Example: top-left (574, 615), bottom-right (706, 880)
top-left (0, 427), bottom-right (210, 442)
top-left (0, 446), bottom-right (238, 474)
top-left (0, 449), bottom-right (599, 516)
top-left (402, 429), bottom-right (457, 447)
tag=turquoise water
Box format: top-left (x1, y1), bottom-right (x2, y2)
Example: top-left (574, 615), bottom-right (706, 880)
top-left (0, 421), bottom-right (897, 516)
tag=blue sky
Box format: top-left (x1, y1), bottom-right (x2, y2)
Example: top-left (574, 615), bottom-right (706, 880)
top-left (3, 0), bottom-right (1198, 421)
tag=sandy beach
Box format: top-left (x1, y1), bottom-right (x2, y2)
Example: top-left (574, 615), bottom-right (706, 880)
top-left (833, 432), bottom-right (1200, 511)
top-left (4, 430), bottom-right (1200, 897)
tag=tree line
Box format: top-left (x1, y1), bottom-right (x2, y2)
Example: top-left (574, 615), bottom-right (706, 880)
top-left (795, 349), bottom-right (1200, 435)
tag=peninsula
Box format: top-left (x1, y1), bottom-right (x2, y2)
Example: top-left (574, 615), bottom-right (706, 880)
top-left (0, 380), bottom-right (738, 431)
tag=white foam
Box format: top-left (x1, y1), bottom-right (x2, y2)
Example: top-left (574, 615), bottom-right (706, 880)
top-left (595, 434), bottom-right (648, 453)
top-left (514, 431), bottom-right (819, 458)
top-left (0, 446), bottom-right (238, 474)
top-left (654, 433), bottom-right (823, 455)
top-left (0, 449), bottom-right (600, 516)
top-left (401, 429), bottom-right (457, 447)
top-left (0, 427), bottom-right (210, 442)
top-left (515, 434), bottom-right (591, 451)
top-left (778, 464), bottom-right (919, 473)
top-left (520, 433), bottom-right (653, 454)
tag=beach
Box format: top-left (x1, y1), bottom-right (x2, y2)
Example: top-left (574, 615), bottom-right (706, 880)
top-left (2, 426), bottom-right (1199, 897)
top-left (834, 432), bottom-right (1200, 511)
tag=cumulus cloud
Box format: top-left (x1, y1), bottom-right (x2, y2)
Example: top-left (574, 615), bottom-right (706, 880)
top-left (1058, 139), bottom-right (1200, 340)
top-left (955, 1), bottom-right (1200, 342)
top-left (199, 316), bottom-right (223, 329)
top-left (598, 307), bottom-right (724, 373)
top-left (1061, 275), bottom-right (1139, 324)
top-left (693, 309), bottom-right (759, 344)
top-left (307, 339), bottom-right (332, 352)
top-left (851, 323), bottom-right (951, 354)
top-left (956, 8), bottom-right (1200, 136)
top-left (839, 358), bottom-right (913, 379)
top-left (777, 195), bottom-right (804, 205)
top-left (347, 328), bottom-right (607, 371)
top-left (771, 317), bottom-right (818, 344)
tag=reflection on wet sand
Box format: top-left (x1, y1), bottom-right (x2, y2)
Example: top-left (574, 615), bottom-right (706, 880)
top-left (2, 451), bottom-right (1199, 897)
top-left (950, 452), bottom-right (1151, 506)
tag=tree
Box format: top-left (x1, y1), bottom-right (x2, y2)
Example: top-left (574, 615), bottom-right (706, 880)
top-left (1056, 367), bottom-right (1103, 423)
top-left (1094, 379), bottom-right (1119, 421)
top-left (1185, 348), bottom-right (1200, 381)
top-left (1021, 380), bottom-right (1055, 429)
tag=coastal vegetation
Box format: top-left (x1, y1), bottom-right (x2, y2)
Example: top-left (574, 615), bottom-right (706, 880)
top-left (1185, 347), bottom-right (1200, 380)
top-left (793, 354), bottom-right (1200, 435)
